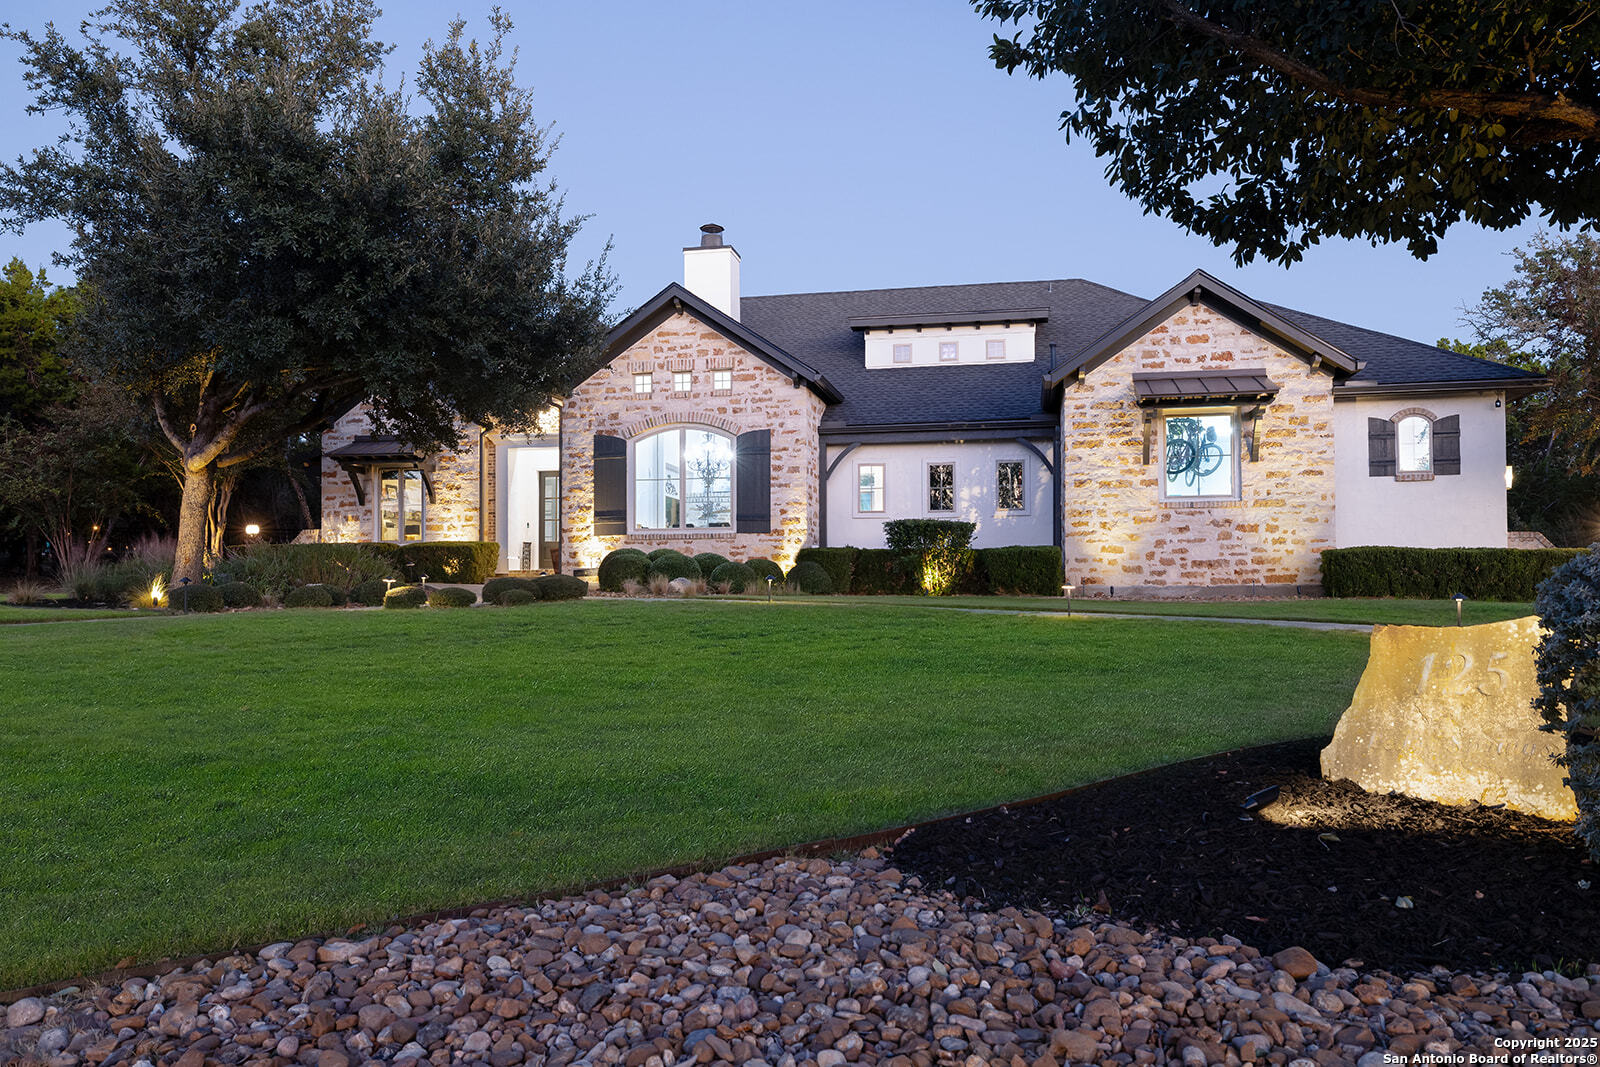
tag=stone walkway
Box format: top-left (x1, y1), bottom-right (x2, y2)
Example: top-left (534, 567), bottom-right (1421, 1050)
top-left (4, 854), bottom-right (1592, 1067)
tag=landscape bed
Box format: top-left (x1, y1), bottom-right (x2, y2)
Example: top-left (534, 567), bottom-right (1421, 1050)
top-left (888, 737), bottom-right (1593, 976)
top-left (0, 601), bottom-right (1368, 988)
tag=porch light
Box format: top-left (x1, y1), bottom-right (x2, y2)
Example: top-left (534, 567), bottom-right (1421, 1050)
top-left (244, 523), bottom-right (261, 538)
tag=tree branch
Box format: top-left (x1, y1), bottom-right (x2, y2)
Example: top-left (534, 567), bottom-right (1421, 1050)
top-left (1160, 0), bottom-right (1600, 142)
top-left (151, 392), bottom-right (187, 453)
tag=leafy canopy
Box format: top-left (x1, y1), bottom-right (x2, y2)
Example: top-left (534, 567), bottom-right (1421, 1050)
top-left (975, 0), bottom-right (1600, 264)
top-left (0, 259), bottom-right (79, 422)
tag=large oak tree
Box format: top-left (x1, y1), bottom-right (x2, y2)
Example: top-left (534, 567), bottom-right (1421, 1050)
top-left (1, 0), bottom-right (614, 582)
top-left (975, 0), bottom-right (1600, 263)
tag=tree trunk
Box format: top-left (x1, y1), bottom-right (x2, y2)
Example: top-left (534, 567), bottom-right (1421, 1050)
top-left (24, 529), bottom-right (38, 580)
top-left (172, 464), bottom-right (214, 585)
top-left (206, 468), bottom-right (239, 561)
top-left (287, 439), bottom-right (315, 534)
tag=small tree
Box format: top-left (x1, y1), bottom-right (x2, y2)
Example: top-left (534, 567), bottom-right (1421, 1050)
top-left (884, 518), bottom-right (976, 596)
top-left (1533, 547), bottom-right (1600, 861)
top-left (1, 1), bottom-right (614, 583)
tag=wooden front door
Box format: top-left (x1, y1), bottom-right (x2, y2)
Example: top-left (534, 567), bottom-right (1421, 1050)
top-left (539, 471), bottom-right (559, 570)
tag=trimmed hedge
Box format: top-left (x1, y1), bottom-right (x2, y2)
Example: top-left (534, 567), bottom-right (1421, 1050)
top-left (598, 549), bottom-right (650, 592)
top-left (796, 548), bottom-right (859, 596)
top-left (283, 585), bottom-right (335, 609)
top-left (217, 581), bottom-right (262, 608)
top-left (372, 542), bottom-right (499, 584)
top-left (693, 552), bottom-right (731, 577)
top-left (786, 560), bottom-right (834, 594)
top-left (501, 588), bottom-right (539, 606)
top-left (428, 586), bottom-right (478, 609)
top-left (850, 550), bottom-right (920, 595)
top-left (534, 574), bottom-right (588, 600)
top-left (647, 552), bottom-right (701, 582)
top-left (351, 579), bottom-right (390, 607)
top-left (974, 546), bottom-right (1063, 596)
top-left (745, 558), bottom-right (783, 583)
top-left (884, 519), bottom-right (976, 596)
top-left (483, 576), bottom-right (538, 605)
top-left (1321, 546), bottom-right (1587, 601)
top-left (384, 585), bottom-right (428, 610)
top-left (710, 560), bottom-right (758, 593)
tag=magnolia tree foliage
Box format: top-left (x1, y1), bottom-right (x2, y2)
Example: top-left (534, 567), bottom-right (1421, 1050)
top-left (974, 0), bottom-right (1600, 264)
top-left (0, 0), bottom-right (614, 582)
top-left (1533, 547), bottom-right (1600, 861)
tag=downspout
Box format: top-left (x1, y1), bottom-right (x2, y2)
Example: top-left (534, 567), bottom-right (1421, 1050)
top-left (1050, 343), bottom-right (1066, 580)
top-left (477, 427), bottom-right (487, 546)
top-left (818, 427), bottom-right (827, 548)
top-left (556, 402), bottom-right (566, 574)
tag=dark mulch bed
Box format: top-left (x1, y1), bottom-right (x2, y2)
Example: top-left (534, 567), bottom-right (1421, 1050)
top-left (888, 738), bottom-right (1595, 976)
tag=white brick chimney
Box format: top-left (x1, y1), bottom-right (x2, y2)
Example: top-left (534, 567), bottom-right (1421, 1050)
top-left (683, 223), bottom-right (740, 320)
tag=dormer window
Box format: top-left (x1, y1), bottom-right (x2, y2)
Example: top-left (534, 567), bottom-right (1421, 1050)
top-left (892, 343), bottom-right (912, 364)
top-left (986, 339), bottom-right (1006, 361)
top-left (939, 341), bottom-right (958, 362)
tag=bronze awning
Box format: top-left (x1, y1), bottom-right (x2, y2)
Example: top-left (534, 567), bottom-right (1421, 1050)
top-left (1132, 370), bottom-right (1279, 406)
top-left (326, 436), bottom-right (432, 506)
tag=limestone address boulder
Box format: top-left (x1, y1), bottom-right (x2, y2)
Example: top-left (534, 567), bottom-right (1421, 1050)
top-left (1321, 616), bottom-right (1576, 821)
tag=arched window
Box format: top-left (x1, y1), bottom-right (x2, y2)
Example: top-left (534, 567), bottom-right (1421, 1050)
top-left (1396, 414), bottom-right (1432, 473)
top-left (633, 427), bottom-right (734, 530)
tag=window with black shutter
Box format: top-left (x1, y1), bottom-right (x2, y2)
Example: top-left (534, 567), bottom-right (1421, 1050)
top-left (735, 430), bottom-right (771, 533)
top-left (593, 433), bottom-right (627, 535)
top-left (1367, 418), bottom-right (1396, 477)
top-left (1432, 415), bottom-right (1461, 475)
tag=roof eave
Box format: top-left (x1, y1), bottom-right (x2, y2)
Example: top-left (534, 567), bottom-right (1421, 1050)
top-left (1333, 376), bottom-right (1549, 401)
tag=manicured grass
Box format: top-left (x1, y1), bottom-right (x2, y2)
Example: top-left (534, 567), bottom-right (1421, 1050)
top-left (0, 601), bottom-right (1369, 987)
top-left (0, 604), bottom-right (143, 624)
top-left (758, 595), bottom-right (1536, 627)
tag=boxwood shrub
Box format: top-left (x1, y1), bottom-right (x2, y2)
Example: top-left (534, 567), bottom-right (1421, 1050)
top-left (796, 547), bottom-right (859, 595)
top-left (692, 552), bottom-right (731, 577)
top-left (974, 546), bottom-right (1064, 596)
top-left (168, 583), bottom-right (226, 612)
top-left (647, 547), bottom-right (680, 561)
top-left (500, 588), bottom-right (539, 606)
top-left (383, 585), bottom-right (428, 610)
top-left (534, 574), bottom-right (588, 600)
top-left (884, 519), bottom-right (976, 596)
top-left (745, 557), bottom-right (784, 583)
top-left (371, 542), bottom-right (500, 584)
top-left (217, 581), bottom-right (262, 608)
top-left (284, 585), bottom-right (335, 608)
top-left (786, 560), bottom-right (834, 594)
top-left (709, 560), bottom-right (758, 593)
top-left (598, 549), bottom-right (650, 592)
top-left (647, 551), bottom-right (701, 581)
top-left (483, 576), bottom-right (538, 604)
top-left (428, 586), bottom-right (478, 608)
top-left (849, 550), bottom-right (920, 595)
top-left (1320, 546), bottom-right (1586, 600)
top-left (351, 578), bottom-right (391, 607)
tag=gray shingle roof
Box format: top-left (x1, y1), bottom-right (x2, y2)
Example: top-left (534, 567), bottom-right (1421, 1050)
top-left (738, 277), bottom-right (1541, 431)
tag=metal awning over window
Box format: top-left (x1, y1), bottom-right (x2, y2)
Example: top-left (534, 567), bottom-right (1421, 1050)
top-left (1132, 371), bottom-right (1279, 407)
top-left (326, 436), bottom-right (433, 506)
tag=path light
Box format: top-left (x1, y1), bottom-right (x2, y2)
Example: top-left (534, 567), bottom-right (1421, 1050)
top-left (1453, 592), bottom-right (1467, 627)
top-left (766, 575), bottom-right (775, 604)
top-left (1062, 583), bottom-right (1077, 617)
top-left (178, 575), bottom-right (193, 613)
top-left (382, 577), bottom-right (396, 602)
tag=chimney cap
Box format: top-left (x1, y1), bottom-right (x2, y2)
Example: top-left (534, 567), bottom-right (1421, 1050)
top-left (699, 223), bottom-right (724, 248)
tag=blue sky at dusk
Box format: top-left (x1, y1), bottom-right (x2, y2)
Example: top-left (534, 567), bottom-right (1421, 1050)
top-left (0, 0), bottom-right (1546, 346)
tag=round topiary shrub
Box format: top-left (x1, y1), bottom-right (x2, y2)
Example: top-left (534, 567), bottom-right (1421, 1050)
top-left (218, 581), bottom-right (262, 608)
top-left (483, 576), bottom-right (538, 604)
top-left (745, 557), bottom-right (784, 583)
top-left (171, 583), bottom-right (226, 612)
top-left (692, 552), bottom-right (731, 577)
top-left (351, 578), bottom-right (390, 607)
top-left (647, 547), bottom-right (681, 561)
top-left (785, 560), bottom-right (834, 595)
top-left (533, 574), bottom-right (588, 600)
top-left (500, 588), bottom-right (540, 606)
top-left (429, 586), bottom-right (477, 608)
top-left (384, 584), bottom-right (428, 610)
top-left (284, 584), bottom-right (335, 608)
top-left (709, 560), bottom-right (758, 593)
top-left (647, 551), bottom-right (701, 582)
top-left (597, 549), bottom-right (650, 592)
top-left (324, 585), bottom-right (350, 607)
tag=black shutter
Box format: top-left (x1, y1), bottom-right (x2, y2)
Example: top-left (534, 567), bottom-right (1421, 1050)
top-left (1433, 415), bottom-right (1461, 475)
top-left (735, 430), bottom-right (771, 533)
top-left (1368, 418), bottom-right (1396, 477)
top-left (593, 433), bottom-right (627, 535)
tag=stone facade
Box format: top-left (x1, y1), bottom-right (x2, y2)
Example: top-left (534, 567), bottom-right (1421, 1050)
top-left (318, 405), bottom-right (484, 544)
top-left (1060, 304), bottom-right (1336, 591)
top-left (560, 312), bottom-right (826, 573)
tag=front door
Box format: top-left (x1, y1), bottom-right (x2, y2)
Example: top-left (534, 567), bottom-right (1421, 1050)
top-left (539, 471), bottom-right (559, 570)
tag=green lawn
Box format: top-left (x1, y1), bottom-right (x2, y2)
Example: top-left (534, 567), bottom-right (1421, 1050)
top-left (0, 601), bottom-right (1370, 987)
top-left (0, 604), bottom-right (143, 624)
top-left (755, 595), bottom-right (1535, 628)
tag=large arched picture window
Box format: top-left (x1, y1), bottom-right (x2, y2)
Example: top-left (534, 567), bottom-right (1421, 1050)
top-left (634, 427), bottom-right (734, 530)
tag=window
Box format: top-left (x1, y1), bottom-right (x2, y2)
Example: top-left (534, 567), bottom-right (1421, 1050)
top-left (634, 428), bottom-right (732, 530)
top-left (377, 469), bottom-right (425, 542)
top-left (892, 343), bottom-right (912, 364)
top-left (1397, 415), bottom-right (1431, 473)
top-left (712, 369), bottom-right (732, 392)
top-left (939, 341), bottom-right (959, 362)
top-left (672, 371), bottom-right (692, 393)
top-left (1163, 413), bottom-right (1236, 499)
top-left (858, 464), bottom-right (885, 513)
top-left (986, 339), bottom-right (1006, 361)
top-left (927, 463), bottom-right (954, 512)
top-left (633, 372), bottom-right (653, 396)
top-left (996, 461), bottom-right (1025, 511)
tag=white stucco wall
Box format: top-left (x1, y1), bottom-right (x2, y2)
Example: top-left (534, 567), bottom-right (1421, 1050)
top-left (824, 440), bottom-right (1054, 548)
top-left (1332, 391), bottom-right (1508, 548)
top-left (862, 323), bottom-right (1037, 368)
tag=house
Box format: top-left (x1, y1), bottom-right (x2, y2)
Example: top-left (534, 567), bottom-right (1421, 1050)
top-left (320, 225), bottom-right (1543, 594)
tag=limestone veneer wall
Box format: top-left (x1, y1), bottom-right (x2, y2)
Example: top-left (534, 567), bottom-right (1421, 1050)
top-left (561, 312), bottom-right (826, 572)
top-left (318, 404), bottom-right (483, 544)
top-left (1061, 304), bottom-right (1336, 590)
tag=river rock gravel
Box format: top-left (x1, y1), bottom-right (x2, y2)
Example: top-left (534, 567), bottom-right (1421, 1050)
top-left (3, 853), bottom-right (1595, 1066)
